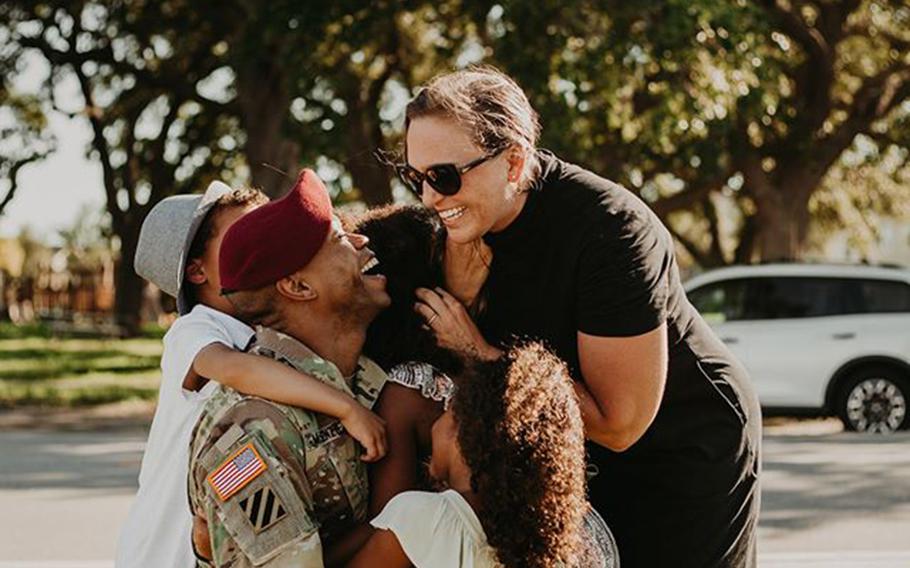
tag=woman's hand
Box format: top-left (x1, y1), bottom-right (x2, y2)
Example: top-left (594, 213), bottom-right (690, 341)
top-left (415, 287), bottom-right (502, 361)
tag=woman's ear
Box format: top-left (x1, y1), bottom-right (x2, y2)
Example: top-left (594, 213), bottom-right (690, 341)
top-left (185, 259), bottom-right (207, 285)
top-left (506, 148), bottom-right (525, 183)
top-left (276, 275), bottom-right (317, 301)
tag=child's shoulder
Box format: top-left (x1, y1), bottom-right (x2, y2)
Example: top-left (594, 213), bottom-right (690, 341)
top-left (167, 304), bottom-right (232, 332)
top-left (164, 304), bottom-right (253, 346)
top-left (383, 490), bottom-right (449, 517)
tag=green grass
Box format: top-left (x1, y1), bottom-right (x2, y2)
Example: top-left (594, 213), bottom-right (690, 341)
top-left (0, 323), bottom-right (163, 408)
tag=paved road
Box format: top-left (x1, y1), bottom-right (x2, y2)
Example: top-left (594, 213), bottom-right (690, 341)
top-left (1, 420), bottom-right (909, 566)
top-left (758, 422), bottom-right (910, 567)
top-left (0, 426), bottom-right (145, 564)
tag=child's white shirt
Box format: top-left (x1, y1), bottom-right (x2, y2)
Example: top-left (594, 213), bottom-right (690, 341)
top-left (115, 305), bottom-right (254, 568)
top-left (371, 489), bottom-right (502, 568)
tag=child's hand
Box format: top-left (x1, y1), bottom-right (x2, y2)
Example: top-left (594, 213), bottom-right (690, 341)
top-left (340, 403), bottom-right (388, 462)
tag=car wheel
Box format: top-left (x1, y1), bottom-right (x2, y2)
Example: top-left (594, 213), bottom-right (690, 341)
top-left (837, 366), bottom-right (909, 433)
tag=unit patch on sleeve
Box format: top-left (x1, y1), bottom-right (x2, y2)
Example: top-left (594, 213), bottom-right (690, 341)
top-left (207, 442), bottom-right (267, 501)
top-left (239, 485), bottom-right (288, 533)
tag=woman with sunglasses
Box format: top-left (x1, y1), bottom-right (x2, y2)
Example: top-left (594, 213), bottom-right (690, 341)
top-left (398, 66), bottom-right (762, 568)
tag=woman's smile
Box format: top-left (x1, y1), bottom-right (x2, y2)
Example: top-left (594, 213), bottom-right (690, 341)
top-left (438, 206), bottom-right (467, 224)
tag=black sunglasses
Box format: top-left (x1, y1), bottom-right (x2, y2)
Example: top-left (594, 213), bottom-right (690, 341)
top-left (389, 148), bottom-right (506, 197)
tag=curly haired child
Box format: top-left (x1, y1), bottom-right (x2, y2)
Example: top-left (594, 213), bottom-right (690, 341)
top-left (348, 342), bottom-right (588, 568)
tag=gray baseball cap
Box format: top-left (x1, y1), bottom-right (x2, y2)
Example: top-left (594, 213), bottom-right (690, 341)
top-left (134, 181), bottom-right (233, 315)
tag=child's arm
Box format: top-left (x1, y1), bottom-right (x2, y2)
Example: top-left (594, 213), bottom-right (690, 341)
top-left (368, 382), bottom-right (443, 516)
top-left (345, 529), bottom-right (410, 568)
top-left (194, 343), bottom-right (387, 461)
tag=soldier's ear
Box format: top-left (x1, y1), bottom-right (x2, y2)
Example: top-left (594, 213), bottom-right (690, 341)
top-left (276, 275), bottom-right (317, 301)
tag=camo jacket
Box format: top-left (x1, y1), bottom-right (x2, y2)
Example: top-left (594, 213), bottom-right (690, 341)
top-left (187, 328), bottom-right (387, 567)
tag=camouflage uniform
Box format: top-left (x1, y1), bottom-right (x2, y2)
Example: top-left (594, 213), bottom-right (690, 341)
top-left (188, 328), bottom-right (387, 567)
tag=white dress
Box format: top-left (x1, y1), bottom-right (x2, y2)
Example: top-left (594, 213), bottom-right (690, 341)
top-left (371, 490), bottom-right (502, 568)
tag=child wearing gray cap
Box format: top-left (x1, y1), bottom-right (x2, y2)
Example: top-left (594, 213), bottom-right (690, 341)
top-left (116, 182), bottom-right (387, 568)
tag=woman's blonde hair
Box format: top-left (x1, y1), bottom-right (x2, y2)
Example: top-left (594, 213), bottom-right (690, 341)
top-left (405, 66), bottom-right (542, 188)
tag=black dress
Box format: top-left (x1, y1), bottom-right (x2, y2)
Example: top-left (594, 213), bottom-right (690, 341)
top-left (478, 151), bottom-right (762, 568)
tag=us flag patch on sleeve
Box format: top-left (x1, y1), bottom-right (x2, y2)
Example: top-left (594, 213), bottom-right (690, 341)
top-left (207, 442), bottom-right (267, 501)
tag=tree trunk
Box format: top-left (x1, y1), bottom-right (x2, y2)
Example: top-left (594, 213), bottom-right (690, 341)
top-left (236, 60), bottom-right (299, 198)
top-left (345, 99), bottom-right (393, 206)
top-left (753, 189), bottom-right (812, 261)
top-left (113, 221), bottom-right (143, 337)
top-left (0, 272), bottom-right (8, 321)
top-left (734, 213), bottom-right (758, 264)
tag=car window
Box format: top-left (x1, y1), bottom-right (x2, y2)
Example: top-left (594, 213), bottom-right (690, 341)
top-left (688, 279), bottom-right (747, 323)
top-left (841, 279), bottom-right (910, 314)
top-left (743, 277), bottom-right (893, 319)
top-left (741, 278), bottom-right (826, 319)
top-left (691, 275), bottom-right (910, 321)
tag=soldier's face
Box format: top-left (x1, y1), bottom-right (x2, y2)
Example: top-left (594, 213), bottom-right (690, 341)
top-left (301, 217), bottom-right (391, 319)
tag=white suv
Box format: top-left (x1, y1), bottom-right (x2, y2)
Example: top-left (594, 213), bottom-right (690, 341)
top-left (685, 263), bottom-right (910, 433)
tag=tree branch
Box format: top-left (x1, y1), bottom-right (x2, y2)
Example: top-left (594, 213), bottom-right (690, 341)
top-left (650, 173), bottom-right (728, 217)
top-left (145, 98), bottom-right (183, 204)
top-left (666, 223), bottom-right (714, 268)
top-left (0, 153), bottom-right (47, 216)
top-left (758, 0), bottom-right (840, 139)
top-left (734, 211), bottom-right (758, 264)
top-left (367, 55), bottom-right (398, 108)
top-left (703, 197), bottom-right (726, 265)
top-left (757, 0), bottom-right (830, 61)
top-left (844, 22), bottom-right (910, 53)
top-left (70, 59), bottom-right (122, 228)
top-left (815, 0), bottom-right (861, 48)
top-left (818, 66), bottom-right (910, 176)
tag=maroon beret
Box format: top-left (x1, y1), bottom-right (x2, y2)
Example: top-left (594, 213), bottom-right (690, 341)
top-left (219, 169), bottom-right (333, 292)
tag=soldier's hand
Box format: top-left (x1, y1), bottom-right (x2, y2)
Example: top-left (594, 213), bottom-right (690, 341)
top-left (192, 512), bottom-right (213, 562)
top-left (340, 402), bottom-right (388, 462)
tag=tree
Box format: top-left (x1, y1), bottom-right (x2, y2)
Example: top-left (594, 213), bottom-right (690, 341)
top-left (3, 0), bottom-right (907, 340)
top-left (0, 1), bottom-right (474, 331)
top-left (467, 0), bottom-right (910, 263)
top-left (2, 1), bottom-right (244, 334)
top-left (222, 1), bottom-right (473, 203)
top-left (0, 90), bottom-right (54, 216)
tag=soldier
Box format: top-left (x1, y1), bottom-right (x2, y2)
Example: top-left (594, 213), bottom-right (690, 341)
top-left (187, 169), bottom-right (392, 567)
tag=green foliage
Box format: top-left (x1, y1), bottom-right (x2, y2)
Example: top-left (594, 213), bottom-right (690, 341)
top-left (1, 0), bottom-right (908, 272)
top-left (0, 331), bottom-right (161, 407)
top-left (0, 321), bottom-right (51, 340)
top-left (472, 0), bottom-right (910, 263)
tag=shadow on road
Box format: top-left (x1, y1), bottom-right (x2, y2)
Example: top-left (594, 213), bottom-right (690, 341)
top-left (0, 427), bottom-right (146, 492)
top-left (760, 431), bottom-right (910, 535)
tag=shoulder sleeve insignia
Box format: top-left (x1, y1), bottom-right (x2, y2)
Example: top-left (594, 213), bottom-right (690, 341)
top-left (239, 485), bottom-right (288, 534)
top-left (207, 442), bottom-right (267, 501)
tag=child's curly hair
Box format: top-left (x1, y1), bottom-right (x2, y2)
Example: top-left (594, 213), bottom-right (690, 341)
top-left (351, 204), bottom-right (462, 375)
top-left (452, 343), bottom-right (587, 568)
